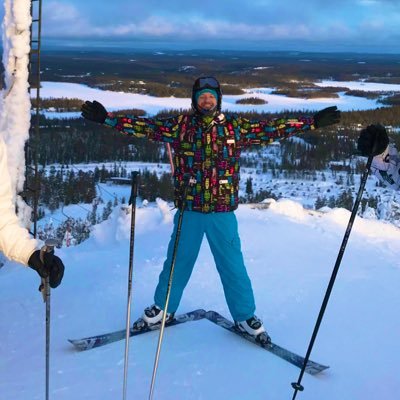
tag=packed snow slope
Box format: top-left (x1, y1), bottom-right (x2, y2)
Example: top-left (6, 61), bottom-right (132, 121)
top-left (1, 199), bottom-right (399, 400)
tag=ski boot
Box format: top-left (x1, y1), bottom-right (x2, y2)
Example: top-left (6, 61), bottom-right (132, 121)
top-left (132, 304), bottom-right (174, 331)
top-left (235, 315), bottom-right (271, 346)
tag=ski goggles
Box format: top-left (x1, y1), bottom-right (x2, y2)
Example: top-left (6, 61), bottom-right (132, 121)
top-left (195, 77), bottom-right (220, 90)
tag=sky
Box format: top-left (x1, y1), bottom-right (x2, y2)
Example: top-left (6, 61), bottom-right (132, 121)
top-left (2, 0), bottom-right (400, 52)
top-left (1, 8), bottom-right (400, 397)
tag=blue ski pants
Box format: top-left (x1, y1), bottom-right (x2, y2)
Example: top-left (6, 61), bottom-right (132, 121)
top-left (154, 211), bottom-right (256, 321)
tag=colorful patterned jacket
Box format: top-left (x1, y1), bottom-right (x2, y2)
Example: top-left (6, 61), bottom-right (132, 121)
top-left (104, 112), bottom-right (315, 212)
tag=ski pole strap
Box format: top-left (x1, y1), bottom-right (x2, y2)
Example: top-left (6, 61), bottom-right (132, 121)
top-left (175, 174), bottom-right (196, 210)
top-left (166, 143), bottom-right (174, 175)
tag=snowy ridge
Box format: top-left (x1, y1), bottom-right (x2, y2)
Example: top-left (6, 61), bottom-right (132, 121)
top-left (1, 200), bottom-right (399, 399)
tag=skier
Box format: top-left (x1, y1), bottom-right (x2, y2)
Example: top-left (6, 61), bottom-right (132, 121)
top-left (81, 76), bottom-right (340, 339)
top-left (357, 124), bottom-right (400, 190)
top-left (0, 137), bottom-right (64, 288)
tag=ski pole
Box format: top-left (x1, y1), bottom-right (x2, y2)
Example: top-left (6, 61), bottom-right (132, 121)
top-left (122, 171), bottom-right (140, 400)
top-left (38, 238), bottom-right (58, 400)
top-left (148, 175), bottom-right (195, 400)
top-left (166, 143), bottom-right (174, 175)
top-left (291, 151), bottom-right (375, 400)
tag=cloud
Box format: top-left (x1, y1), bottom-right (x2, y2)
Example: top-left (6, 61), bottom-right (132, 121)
top-left (43, 1), bottom-right (91, 36)
top-left (45, 2), bottom-right (81, 20)
top-left (0, 0), bottom-right (397, 52)
top-left (358, 0), bottom-right (400, 5)
top-left (40, 11), bottom-right (396, 47)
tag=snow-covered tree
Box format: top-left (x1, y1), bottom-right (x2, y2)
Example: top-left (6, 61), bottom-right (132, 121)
top-left (1, 0), bottom-right (32, 227)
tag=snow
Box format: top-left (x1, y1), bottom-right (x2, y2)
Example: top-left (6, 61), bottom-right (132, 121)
top-left (36, 79), bottom-right (399, 119)
top-left (1, 5), bottom-right (400, 397)
top-left (0, 0), bottom-right (32, 224)
top-left (1, 200), bottom-right (400, 400)
top-left (315, 80), bottom-right (400, 92)
top-left (39, 81), bottom-right (191, 116)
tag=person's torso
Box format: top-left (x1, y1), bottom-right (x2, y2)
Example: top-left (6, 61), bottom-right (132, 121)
top-left (172, 114), bottom-right (243, 213)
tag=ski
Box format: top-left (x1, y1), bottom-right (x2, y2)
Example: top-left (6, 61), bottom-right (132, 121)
top-left (204, 310), bottom-right (328, 375)
top-left (69, 309), bottom-right (207, 351)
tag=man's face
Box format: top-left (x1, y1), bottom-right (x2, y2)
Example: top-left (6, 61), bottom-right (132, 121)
top-left (197, 92), bottom-right (217, 112)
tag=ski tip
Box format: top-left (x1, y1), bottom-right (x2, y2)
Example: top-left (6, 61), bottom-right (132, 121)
top-left (68, 338), bottom-right (84, 345)
top-left (68, 338), bottom-right (90, 351)
top-left (305, 364), bottom-right (330, 375)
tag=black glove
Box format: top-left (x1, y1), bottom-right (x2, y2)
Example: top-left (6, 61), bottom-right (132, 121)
top-left (313, 106), bottom-right (341, 128)
top-left (81, 100), bottom-right (108, 123)
top-left (357, 124), bottom-right (389, 157)
top-left (28, 250), bottom-right (65, 288)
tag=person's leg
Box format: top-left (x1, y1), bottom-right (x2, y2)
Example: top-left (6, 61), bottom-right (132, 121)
top-left (154, 211), bottom-right (204, 314)
top-left (205, 212), bottom-right (256, 322)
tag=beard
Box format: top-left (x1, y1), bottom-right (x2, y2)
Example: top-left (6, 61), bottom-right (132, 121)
top-left (198, 104), bottom-right (217, 115)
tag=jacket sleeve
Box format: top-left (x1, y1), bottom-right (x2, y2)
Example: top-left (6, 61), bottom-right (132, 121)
top-left (0, 139), bottom-right (39, 265)
top-left (371, 144), bottom-right (400, 190)
top-left (104, 113), bottom-right (183, 143)
top-left (237, 115), bottom-right (315, 147)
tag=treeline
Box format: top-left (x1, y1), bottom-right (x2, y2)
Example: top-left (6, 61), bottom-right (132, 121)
top-left (314, 190), bottom-right (379, 212)
top-left (27, 107), bottom-right (400, 175)
top-left (36, 50), bottom-right (400, 96)
top-left (32, 97), bottom-right (85, 111)
top-left (137, 170), bottom-right (174, 201)
top-left (339, 106), bottom-right (400, 128)
top-left (270, 87), bottom-right (339, 99)
top-left (33, 165), bottom-right (175, 245)
top-left (243, 175), bottom-right (379, 213)
top-left (27, 115), bottom-right (168, 165)
top-left (32, 166), bottom-right (97, 212)
top-left (380, 94), bottom-right (400, 106)
top-left (32, 164), bottom-right (174, 212)
top-left (156, 106), bottom-right (400, 127)
top-left (236, 97), bottom-right (267, 105)
top-left (92, 79), bottom-right (245, 97)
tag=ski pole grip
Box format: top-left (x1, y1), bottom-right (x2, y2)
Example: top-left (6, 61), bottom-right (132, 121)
top-left (129, 171), bottom-right (140, 205)
top-left (39, 238), bottom-right (58, 263)
top-left (38, 238), bottom-right (58, 300)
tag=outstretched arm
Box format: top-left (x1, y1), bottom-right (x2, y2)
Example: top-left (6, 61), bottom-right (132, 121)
top-left (81, 100), bottom-right (182, 143)
top-left (239, 115), bottom-right (314, 146)
top-left (239, 106), bottom-right (340, 146)
top-left (104, 114), bottom-right (182, 143)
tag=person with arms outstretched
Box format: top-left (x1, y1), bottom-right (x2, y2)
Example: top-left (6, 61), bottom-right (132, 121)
top-left (81, 76), bottom-right (340, 341)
